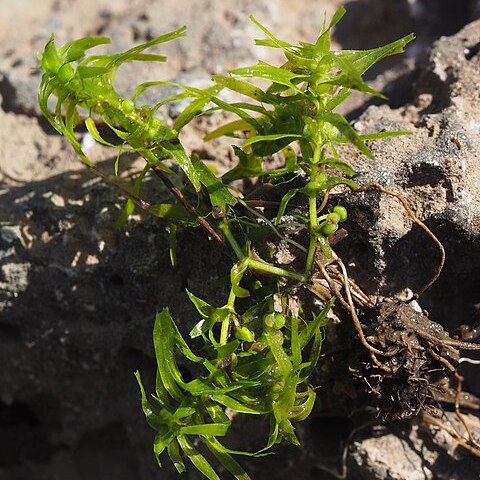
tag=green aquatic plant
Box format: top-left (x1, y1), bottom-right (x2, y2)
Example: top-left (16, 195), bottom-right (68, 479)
top-left (38, 7), bottom-right (414, 479)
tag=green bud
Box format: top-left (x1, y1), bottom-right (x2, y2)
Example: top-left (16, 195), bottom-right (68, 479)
top-left (273, 313), bottom-right (286, 329)
top-left (318, 220), bottom-right (338, 236)
top-left (333, 205), bottom-right (348, 222)
top-left (235, 326), bottom-right (255, 342)
top-left (326, 212), bottom-right (341, 224)
top-left (306, 59), bottom-right (318, 71)
top-left (264, 313), bottom-right (276, 329)
top-left (121, 99), bottom-right (135, 113)
top-left (147, 117), bottom-right (162, 140)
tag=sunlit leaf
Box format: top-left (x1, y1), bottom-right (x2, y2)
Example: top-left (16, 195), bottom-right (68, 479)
top-left (190, 155), bottom-right (237, 210)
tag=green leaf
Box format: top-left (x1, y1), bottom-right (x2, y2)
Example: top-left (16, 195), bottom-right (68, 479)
top-left (168, 224), bottom-right (177, 267)
top-left (84, 117), bottom-right (119, 148)
top-left (231, 259), bottom-right (250, 298)
top-left (333, 130), bottom-right (412, 143)
top-left (324, 176), bottom-right (359, 191)
top-left (298, 298), bottom-right (333, 349)
top-left (180, 423), bottom-right (230, 436)
top-left (186, 290), bottom-right (217, 318)
top-left (161, 141), bottom-right (201, 191)
top-left (76, 65), bottom-right (110, 78)
top-left (190, 154), bottom-right (237, 210)
top-left (116, 163), bottom-right (150, 227)
top-left (155, 370), bottom-right (172, 408)
top-left (317, 112), bottom-right (373, 159)
top-left (106, 26), bottom-right (187, 69)
top-left (211, 394), bottom-right (266, 414)
top-left (132, 80), bottom-right (178, 101)
top-left (271, 375), bottom-right (300, 444)
top-left (325, 55), bottom-right (386, 99)
top-left (321, 159), bottom-right (356, 177)
top-left (212, 75), bottom-right (269, 102)
top-left (289, 388), bottom-right (316, 421)
top-left (134, 371), bottom-right (164, 430)
top-left (168, 315), bottom-right (206, 364)
top-left (315, 6), bottom-right (346, 51)
top-left (178, 435), bottom-right (221, 480)
top-left (265, 329), bottom-right (292, 378)
top-left (242, 133), bottom-right (303, 148)
top-left (153, 309), bottom-right (185, 402)
top-left (154, 431), bottom-right (174, 461)
top-left (148, 203), bottom-right (195, 225)
top-left (249, 15), bottom-right (293, 50)
top-left (230, 63), bottom-right (302, 90)
top-left (290, 317), bottom-right (301, 368)
top-left (189, 308), bottom-right (230, 339)
top-left (276, 188), bottom-right (301, 224)
top-left (204, 119), bottom-right (254, 142)
top-left (173, 86), bottom-right (222, 131)
top-left (338, 33), bottom-right (415, 76)
top-left (222, 147), bottom-right (265, 183)
top-left (40, 35), bottom-right (63, 74)
top-left (59, 36), bottom-right (111, 62)
top-left (167, 438), bottom-right (186, 473)
top-left (205, 438), bottom-right (252, 480)
top-left (183, 378), bottom-right (255, 396)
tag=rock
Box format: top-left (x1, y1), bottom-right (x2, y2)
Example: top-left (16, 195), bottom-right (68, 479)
top-left (0, 166), bottom-right (233, 479)
top-left (336, 19), bottom-right (480, 329)
top-left (3, 2), bottom-right (480, 480)
top-left (330, 18), bottom-right (480, 478)
top-left (349, 416), bottom-right (480, 480)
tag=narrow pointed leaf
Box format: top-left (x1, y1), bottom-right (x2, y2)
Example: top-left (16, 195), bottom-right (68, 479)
top-left (242, 133), bottom-right (303, 148)
top-left (167, 439), bottom-right (186, 473)
top-left (134, 371), bottom-right (164, 430)
top-left (177, 435), bottom-right (221, 480)
top-left (180, 423), bottom-right (230, 436)
top-left (317, 112), bottom-right (373, 159)
top-left (204, 119), bottom-right (254, 142)
top-left (276, 188), bottom-right (300, 224)
top-left (190, 155), bottom-right (237, 209)
top-left (298, 298), bottom-right (333, 348)
top-left (231, 259), bottom-right (250, 298)
top-left (153, 309), bottom-right (185, 401)
top-left (205, 438), bottom-right (252, 480)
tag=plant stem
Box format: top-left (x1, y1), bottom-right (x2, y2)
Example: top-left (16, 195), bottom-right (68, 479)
top-left (305, 194), bottom-right (318, 276)
top-left (152, 166), bottom-right (225, 245)
top-left (219, 316), bottom-right (230, 345)
top-left (246, 258), bottom-right (304, 282)
top-left (219, 221), bottom-right (244, 260)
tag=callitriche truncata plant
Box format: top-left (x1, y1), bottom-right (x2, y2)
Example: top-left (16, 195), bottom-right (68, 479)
top-left (37, 7), bottom-right (454, 479)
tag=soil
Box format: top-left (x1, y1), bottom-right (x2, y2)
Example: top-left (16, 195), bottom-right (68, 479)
top-left (2, 1), bottom-right (480, 479)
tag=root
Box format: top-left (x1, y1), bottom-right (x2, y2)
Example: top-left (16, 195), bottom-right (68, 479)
top-left (315, 255), bottom-right (391, 370)
top-left (454, 372), bottom-right (480, 450)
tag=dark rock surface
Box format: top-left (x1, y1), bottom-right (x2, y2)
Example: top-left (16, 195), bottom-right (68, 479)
top-left (2, 2), bottom-right (480, 480)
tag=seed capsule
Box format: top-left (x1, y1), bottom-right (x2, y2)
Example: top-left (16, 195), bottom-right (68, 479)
top-left (235, 326), bottom-right (255, 342)
top-left (326, 212), bottom-right (341, 224)
top-left (212, 205), bottom-right (225, 219)
top-left (333, 205), bottom-right (348, 222)
top-left (273, 313), bottom-right (286, 329)
top-left (264, 313), bottom-right (276, 329)
top-left (121, 99), bottom-right (135, 113)
top-left (318, 220), bottom-right (338, 236)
